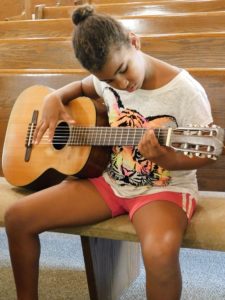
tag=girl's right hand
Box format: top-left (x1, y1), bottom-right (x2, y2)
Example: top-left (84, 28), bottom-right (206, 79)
top-left (33, 93), bottom-right (75, 144)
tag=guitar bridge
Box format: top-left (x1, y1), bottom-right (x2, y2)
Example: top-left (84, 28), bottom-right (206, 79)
top-left (25, 110), bottom-right (39, 162)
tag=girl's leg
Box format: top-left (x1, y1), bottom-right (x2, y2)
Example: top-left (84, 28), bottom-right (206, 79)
top-left (132, 200), bottom-right (188, 300)
top-left (4, 178), bottom-right (112, 300)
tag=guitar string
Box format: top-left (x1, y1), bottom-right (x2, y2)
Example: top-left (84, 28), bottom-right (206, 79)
top-left (23, 127), bottom-right (218, 154)
top-left (26, 124), bottom-right (219, 131)
top-left (23, 124), bottom-right (222, 146)
top-left (26, 126), bottom-right (216, 135)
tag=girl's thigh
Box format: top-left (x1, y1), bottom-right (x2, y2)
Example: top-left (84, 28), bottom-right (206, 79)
top-left (6, 178), bottom-right (112, 233)
top-left (132, 200), bottom-right (188, 247)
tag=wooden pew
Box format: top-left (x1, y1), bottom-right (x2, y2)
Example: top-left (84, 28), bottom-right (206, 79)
top-left (3, 0), bottom-right (77, 20)
top-left (0, 0), bottom-right (24, 21)
top-left (120, 12), bottom-right (225, 35)
top-left (0, 68), bottom-right (224, 191)
top-left (27, 0), bottom-right (77, 18)
top-left (0, 32), bottom-right (225, 69)
top-left (3, 1), bottom-right (78, 21)
top-left (0, 68), bottom-right (224, 300)
top-left (89, 0), bottom-right (193, 3)
top-left (34, 0), bottom-right (225, 19)
top-left (1, 11), bottom-right (225, 39)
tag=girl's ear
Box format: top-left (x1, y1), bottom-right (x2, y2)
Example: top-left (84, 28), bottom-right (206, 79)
top-left (129, 32), bottom-right (141, 50)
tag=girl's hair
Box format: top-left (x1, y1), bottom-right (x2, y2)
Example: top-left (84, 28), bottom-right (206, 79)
top-left (72, 5), bottom-right (130, 72)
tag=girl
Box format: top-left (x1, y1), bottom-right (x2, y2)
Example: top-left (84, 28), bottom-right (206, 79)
top-left (5, 5), bottom-right (213, 300)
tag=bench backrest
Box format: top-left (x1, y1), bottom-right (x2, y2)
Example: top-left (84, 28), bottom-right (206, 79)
top-left (89, 0), bottom-right (207, 3)
top-left (34, 0), bottom-right (225, 19)
top-left (1, 12), bottom-right (225, 39)
top-left (0, 69), bottom-right (224, 191)
top-left (0, 0), bottom-right (24, 21)
top-left (0, 33), bottom-right (225, 69)
top-left (2, 0), bottom-right (77, 20)
top-left (120, 12), bottom-right (225, 35)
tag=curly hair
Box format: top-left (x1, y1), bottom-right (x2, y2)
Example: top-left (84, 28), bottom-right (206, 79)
top-left (72, 5), bottom-right (130, 72)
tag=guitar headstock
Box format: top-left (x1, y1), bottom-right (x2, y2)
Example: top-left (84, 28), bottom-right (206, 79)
top-left (170, 125), bottom-right (224, 160)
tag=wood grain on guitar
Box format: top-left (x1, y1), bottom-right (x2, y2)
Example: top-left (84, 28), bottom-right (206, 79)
top-left (2, 85), bottom-right (224, 190)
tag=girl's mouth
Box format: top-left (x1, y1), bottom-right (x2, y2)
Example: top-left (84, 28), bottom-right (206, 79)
top-left (127, 84), bottom-right (136, 93)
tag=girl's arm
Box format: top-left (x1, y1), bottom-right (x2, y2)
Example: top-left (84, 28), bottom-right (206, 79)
top-left (34, 75), bottom-right (98, 144)
top-left (50, 75), bottom-right (99, 105)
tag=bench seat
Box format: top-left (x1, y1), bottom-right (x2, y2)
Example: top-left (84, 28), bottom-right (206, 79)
top-left (1, 176), bottom-right (225, 251)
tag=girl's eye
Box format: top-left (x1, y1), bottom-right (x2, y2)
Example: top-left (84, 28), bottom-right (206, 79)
top-left (119, 66), bottom-right (128, 74)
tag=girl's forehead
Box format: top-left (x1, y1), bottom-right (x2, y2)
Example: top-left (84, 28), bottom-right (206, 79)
top-left (94, 47), bottom-right (128, 80)
top-left (105, 45), bottom-right (131, 69)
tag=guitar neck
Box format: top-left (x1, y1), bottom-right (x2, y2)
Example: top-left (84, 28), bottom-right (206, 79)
top-left (50, 123), bottom-right (224, 158)
top-left (66, 126), bottom-right (169, 146)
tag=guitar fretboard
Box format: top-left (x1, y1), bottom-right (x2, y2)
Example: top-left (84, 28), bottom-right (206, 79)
top-left (67, 126), bottom-right (167, 146)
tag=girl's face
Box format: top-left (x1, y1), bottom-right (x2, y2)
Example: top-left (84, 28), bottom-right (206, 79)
top-left (93, 35), bottom-right (147, 93)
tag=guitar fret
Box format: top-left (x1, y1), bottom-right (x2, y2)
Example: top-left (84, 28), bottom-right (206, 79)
top-left (133, 128), bottom-right (136, 145)
top-left (119, 127), bottom-right (123, 145)
top-left (78, 128), bottom-right (82, 145)
top-left (157, 128), bottom-right (161, 144)
top-left (78, 127), bottom-right (83, 145)
top-left (82, 128), bottom-right (87, 145)
top-left (157, 128), bottom-right (160, 139)
top-left (108, 127), bottom-right (112, 146)
top-left (69, 127), bottom-right (75, 145)
top-left (103, 127), bottom-right (108, 145)
top-left (124, 128), bottom-right (129, 145)
top-left (97, 129), bottom-right (101, 144)
top-left (89, 128), bottom-right (94, 145)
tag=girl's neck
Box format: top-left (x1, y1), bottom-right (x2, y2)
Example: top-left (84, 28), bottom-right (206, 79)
top-left (142, 55), bottom-right (180, 90)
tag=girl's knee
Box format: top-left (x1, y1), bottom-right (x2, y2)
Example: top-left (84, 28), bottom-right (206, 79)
top-left (141, 231), bottom-right (181, 269)
top-left (4, 201), bottom-right (31, 234)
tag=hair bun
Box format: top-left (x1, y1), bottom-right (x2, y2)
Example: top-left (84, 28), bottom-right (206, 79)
top-left (72, 5), bottom-right (94, 25)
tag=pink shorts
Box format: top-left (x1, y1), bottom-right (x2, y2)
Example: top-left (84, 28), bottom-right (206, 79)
top-left (89, 176), bottom-right (196, 220)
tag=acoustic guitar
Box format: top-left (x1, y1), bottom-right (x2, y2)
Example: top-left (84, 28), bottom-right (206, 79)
top-left (2, 85), bottom-right (224, 190)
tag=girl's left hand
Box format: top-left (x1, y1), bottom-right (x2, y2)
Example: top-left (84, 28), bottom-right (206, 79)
top-left (138, 129), bottom-right (167, 162)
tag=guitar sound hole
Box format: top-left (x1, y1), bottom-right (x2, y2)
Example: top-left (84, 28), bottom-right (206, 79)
top-left (52, 122), bottom-right (70, 150)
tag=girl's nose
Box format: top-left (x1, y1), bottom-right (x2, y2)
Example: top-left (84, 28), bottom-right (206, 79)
top-left (116, 77), bottom-right (129, 89)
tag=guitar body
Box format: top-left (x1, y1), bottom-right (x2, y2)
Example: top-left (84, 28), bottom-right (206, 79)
top-left (2, 85), bottom-right (111, 190)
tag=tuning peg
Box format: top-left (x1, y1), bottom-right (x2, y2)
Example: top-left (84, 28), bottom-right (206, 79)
top-left (211, 155), bottom-right (218, 160)
top-left (207, 154), bottom-right (217, 160)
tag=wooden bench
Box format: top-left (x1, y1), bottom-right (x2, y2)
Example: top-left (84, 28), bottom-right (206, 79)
top-left (119, 12), bottom-right (225, 35)
top-left (0, 68), bottom-right (224, 299)
top-left (0, 0), bottom-right (24, 21)
top-left (2, 11), bottom-right (225, 39)
top-left (1, 32), bottom-right (225, 69)
top-left (88, 0), bottom-right (206, 3)
top-left (0, 69), bottom-right (225, 300)
top-left (34, 0), bottom-right (225, 19)
top-left (3, 0), bottom-right (77, 21)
